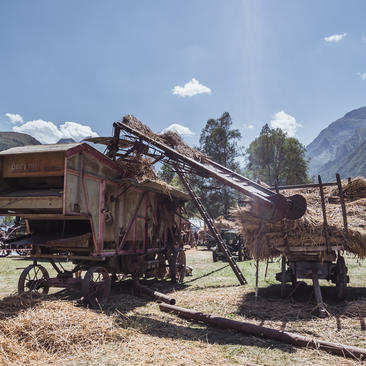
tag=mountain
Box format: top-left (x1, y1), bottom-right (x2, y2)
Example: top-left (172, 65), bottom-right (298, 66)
top-left (57, 138), bottom-right (76, 144)
top-left (0, 132), bottom-right (41, 151)
top-left (306, 106), bottom-right (366, 181)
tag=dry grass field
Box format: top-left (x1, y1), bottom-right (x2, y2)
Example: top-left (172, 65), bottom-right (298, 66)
top-left (0, 248), bottom-right (366, 365)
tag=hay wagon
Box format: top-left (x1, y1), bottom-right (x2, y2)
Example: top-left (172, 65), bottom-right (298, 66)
top-left (0, 143), bottom-right (189, 306)
top-left (274, 176), bottom-right (351, 317)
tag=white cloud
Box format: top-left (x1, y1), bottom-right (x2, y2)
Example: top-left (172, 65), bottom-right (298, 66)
top-left (324, 33), bottom-right (347, 43)
top-left (5, 113), bottom-right (23, 124)
top-left (13, 120), bottom-right (98, 144)
top-left (358, 72), bottom-right (366, 80)
top-left (59, 121), bottom-right (99, 141)
top-left (270, 111), bottom-right (302, 137)
top-left (362, 36), bottom-right (366, 42)
top-left (172, 78), bottom-right (211, 97)
top-left (248, 124), bottom-right (254, 129)
top-left (161, 123), bottom-right (194, 136)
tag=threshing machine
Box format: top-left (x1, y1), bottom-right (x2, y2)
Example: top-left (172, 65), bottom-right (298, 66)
top-left (0, 143), bottom-right (189, 306)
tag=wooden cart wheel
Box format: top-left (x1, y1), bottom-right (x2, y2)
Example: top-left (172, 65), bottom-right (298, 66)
top-left (82, 266), bottom-right (111, 307)
top-left (335, 256), bottom-right (347, 300)
top-left (18, 264), bottom-right (50, 294)
top-left (169, 249), bottom-right (186, 284)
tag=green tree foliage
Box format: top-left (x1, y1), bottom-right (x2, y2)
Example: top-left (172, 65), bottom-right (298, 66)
top-left (157, 112), bottom-right (242, 218)
top-left (1, 216), bottom-right (15, 225)
top-left (246, 124), bottom-right (310, 186)
top-left (195, 112), bottom-right (242, 218)
top-left (157, 163), bottom-right (175, 184)
top-left (199, 112), bottom-right (241, 171)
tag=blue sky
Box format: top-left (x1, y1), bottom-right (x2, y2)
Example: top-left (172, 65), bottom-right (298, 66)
top-left (0, 0), bottom-right (365, 148)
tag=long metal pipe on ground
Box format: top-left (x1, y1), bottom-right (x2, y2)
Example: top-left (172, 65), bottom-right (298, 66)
top-left (135, 283), bottom-right (176, 305)
top-left (160, 303), bottom-right (366, 360)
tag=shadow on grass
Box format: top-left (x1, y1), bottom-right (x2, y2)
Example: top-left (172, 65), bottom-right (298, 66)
top-left (113, 313), bottom-right (297, 355)
top-left (0, 276), bottom-right (187, 320)
top-left (237, 283), bottom-right (366, 323)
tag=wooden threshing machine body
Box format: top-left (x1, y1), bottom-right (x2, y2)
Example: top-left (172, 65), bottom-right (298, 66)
top-left (0, 143), bottom-right (189, 305)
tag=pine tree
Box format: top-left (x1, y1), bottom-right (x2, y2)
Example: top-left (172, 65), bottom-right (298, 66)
top-left (197, 112), bottom-right (242, 218)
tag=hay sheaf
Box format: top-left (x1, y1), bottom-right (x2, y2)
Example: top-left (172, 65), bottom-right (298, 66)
top-left (0, 294), bottom-right (123, 365)
top-left (124, 115), bottom-right (207, 163)
top-left (232, 178), bottom-right (366, 260)
top-left (329, 177), bottom-right (366, 201)
top-left (114, 115), bottom-right (207, 189)
top-left (117, 155), bottom-right (158, 183)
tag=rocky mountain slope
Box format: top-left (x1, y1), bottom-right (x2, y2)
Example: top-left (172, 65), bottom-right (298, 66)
top-left (57, 138), bottom-right (76, 144)
top-left (0, 132), bottom-right (41, 151)
top-left (306, 106), bottom-right (366, 180)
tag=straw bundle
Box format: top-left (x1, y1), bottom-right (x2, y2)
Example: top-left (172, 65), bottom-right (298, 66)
top-left (344, 298), bottom-right (366, 317)
top-left (329, 177), bottom-right (366, 201)
top-left (0, 294), bottom-right (122, 365)
top-left (124, 115), bottom-right (207, 163)
top-left (232, 179), bottom-right (366, 260)
top-left (117, 155), bottom-right (158, 183)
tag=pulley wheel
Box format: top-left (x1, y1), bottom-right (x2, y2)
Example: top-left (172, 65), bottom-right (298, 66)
top-left (285, 194), bottom-right (307, 220)
top-left (268, 193), bottom-right (288, 222)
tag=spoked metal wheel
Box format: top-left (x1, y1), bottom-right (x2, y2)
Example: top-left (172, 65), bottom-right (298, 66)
top-left (82, 266), bottom-right (111, 307)
top-left (18, 264), bottom-right (50, 294)
top-left (335, 256), bottom-right (348, 300)
top-left (169, 249), bottom-right (186, 284)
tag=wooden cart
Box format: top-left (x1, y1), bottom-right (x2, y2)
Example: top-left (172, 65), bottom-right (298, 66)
top-left (274, 175), bottom-right (350, 317)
